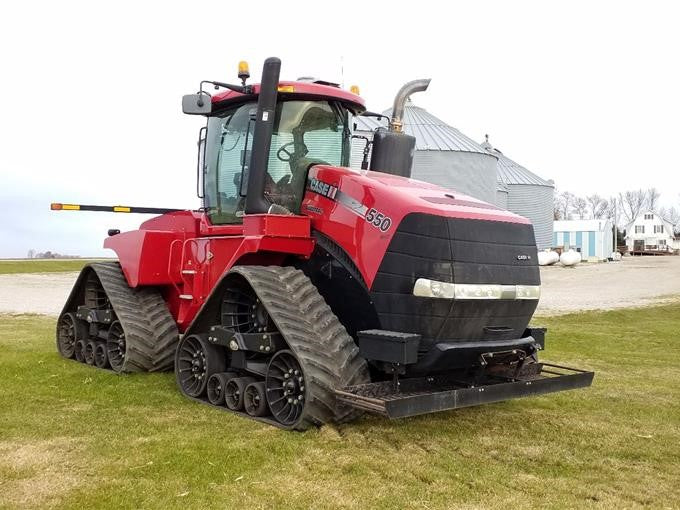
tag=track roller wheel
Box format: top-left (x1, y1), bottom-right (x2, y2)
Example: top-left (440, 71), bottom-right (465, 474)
top-left (206, 372), bottom-right (238, 405)
top-left (56, 312), bottom-right (87, 359)
top-left (107, 321), bottom-right (126, 372)
top-left (74, 339), bottom-right (86, 363)
top-left (244, 381), bottom-right (268, 417)
top-left (94, 342), bottom-right (109, 369)
top-left (175, 335), bottom-right (226, 398)
top-left (265, 350), bottom-right (306, 427)
top-left (84, 341), bottom-right (96, 365)
top-left (225, 377), bottom-right (256, 411)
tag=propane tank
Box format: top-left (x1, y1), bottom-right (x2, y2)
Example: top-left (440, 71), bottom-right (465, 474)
top-left (538, 250), bottom-right (560, 266)
top-left (560, 249), bottom-right (582, 267)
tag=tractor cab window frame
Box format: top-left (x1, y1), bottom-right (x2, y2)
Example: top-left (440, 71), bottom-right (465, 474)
top-left (202, 99), bottom-right (351, 225)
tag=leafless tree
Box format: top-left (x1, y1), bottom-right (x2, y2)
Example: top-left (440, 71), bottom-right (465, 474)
top-left (660, 206), bottom-right (680, 233)
top-left (598, 198), bottom-right (617, 220)
top-left (586, 194), bottom-right (606, 219)
top-left (645, 187), bottom-right (661, 212)
top-left (27, 249), bottom-right (35, 259)
top-left (572, 196), bottom-right (588, 219)
top-left (618, 189), bottom-right (647, 223)
top-left (554, 191), bottom-right (575, 220)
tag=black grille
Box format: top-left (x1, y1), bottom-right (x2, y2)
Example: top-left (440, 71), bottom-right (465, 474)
top-left (369, 213), bottom-right (540, 342)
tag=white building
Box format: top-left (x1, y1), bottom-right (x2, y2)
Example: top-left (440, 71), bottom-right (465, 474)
top-left (625, 211), bottom-right (676, 253)
top-left (553, 219), bottom-right (614, 261)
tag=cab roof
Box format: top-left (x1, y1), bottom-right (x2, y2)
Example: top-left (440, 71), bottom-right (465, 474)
top-left (211, 80), bottom-right (366, 114)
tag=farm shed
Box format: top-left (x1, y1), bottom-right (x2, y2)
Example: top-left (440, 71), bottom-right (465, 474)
top-left (553, 219), bottom-right (614, 261)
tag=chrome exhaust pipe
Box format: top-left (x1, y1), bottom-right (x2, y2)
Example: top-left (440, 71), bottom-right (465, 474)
top-left (390, 78), bottom-right (431, 133)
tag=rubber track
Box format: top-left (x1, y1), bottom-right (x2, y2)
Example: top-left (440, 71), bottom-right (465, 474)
top-left (230, 266), bottom-right (370, 429)
top-left (89, 262), bottom-right (179, 373)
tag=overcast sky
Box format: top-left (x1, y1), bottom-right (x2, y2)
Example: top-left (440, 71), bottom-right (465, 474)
top-left (1, 0), bottom-right (678, 258)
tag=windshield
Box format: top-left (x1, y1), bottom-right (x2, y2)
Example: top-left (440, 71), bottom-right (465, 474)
top-left (204, 100), bottom-right (350, 224)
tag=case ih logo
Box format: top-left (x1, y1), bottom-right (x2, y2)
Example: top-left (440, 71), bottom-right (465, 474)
top-left (516, 254), bottom-right (531, 260)
top-left (307, 178), bottom-right (338, 200)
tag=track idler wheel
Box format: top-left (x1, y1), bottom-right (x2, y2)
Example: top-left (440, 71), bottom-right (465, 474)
top-left (206, 372), bottom-right (238, 406)
top-left (94, 342), bottom-right (109, 369)
top-left (176, 335), bottom-right (226, 398)
top-left (225, 377), bottom-right (256, 411)
top-left (265, 350), bottom-right (306, 427)
top-left (244, 381), bottom-right (268, 417)
top-left (107, 321), bottom-right (126, 372)
top-left (84, 341), bottom-right (96, 365)
top-left (74, 339), bottom-right (87, 363)
top-left (56, 312), bottom-right (87, 359)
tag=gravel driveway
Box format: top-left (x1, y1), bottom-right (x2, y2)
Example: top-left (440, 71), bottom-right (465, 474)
top-left (536, 255), bottom-right (680, 315)
top-left (0, 272), bottom-right (78, 316)
top-left (1, 256), bottom-right (679, 316)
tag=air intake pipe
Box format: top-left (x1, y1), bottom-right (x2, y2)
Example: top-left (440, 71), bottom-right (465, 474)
top-left (245, 57), bottom-right (281, 214)
top-left (369, 78), bottom-right (430, 178)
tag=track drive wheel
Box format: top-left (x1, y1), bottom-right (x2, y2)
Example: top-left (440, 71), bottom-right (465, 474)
top-left (265, 350), bottom-right (306, 425)
top-left (175, 335), bottom-right (226, 398)
top-left (56, 312), bottom-right (87, 359)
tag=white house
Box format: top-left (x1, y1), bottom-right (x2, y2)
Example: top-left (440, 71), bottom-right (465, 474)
top-left (625, 211), bottom-right (676, 253)
top-left (553, 219), bottom-right (614, 261)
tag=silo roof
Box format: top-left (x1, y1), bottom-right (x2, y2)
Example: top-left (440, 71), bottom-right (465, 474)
top-left (481, 137), bottom-right (553, 187)
top-left (354, 103), bottom-right (491, 155)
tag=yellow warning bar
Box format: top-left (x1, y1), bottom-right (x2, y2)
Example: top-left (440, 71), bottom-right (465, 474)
top-left (113, 206), bottom-right (131, 213)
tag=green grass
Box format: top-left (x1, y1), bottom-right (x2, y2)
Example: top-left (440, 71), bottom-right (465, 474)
top-left (1, 306), bottom-right (679, 509)
top-left (0, 259), bottom-right (107, 274)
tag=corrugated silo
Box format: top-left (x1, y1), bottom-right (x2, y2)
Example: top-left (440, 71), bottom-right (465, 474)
top-left (481, 137), bottom-right (555, 249)
top-left (352, 102), bottom-right (499, 205)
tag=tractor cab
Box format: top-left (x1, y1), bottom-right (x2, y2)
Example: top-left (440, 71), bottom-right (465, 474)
top-left (205, 98), bottom-right (351, 223)
top-left (183, 61), bottom-right (365, 225)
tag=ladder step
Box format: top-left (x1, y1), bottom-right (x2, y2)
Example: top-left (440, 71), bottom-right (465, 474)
top-left (179, 294), bottom-right (194, 300)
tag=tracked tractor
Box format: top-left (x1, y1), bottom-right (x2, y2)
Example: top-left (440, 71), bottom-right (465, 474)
top-left (54, 58), bottom-right (593, 430)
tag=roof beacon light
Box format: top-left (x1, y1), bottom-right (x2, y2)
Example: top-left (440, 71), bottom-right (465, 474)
top-left (350, 85), bottom-right (360, 95)
top-left (238, 60), bottom-right (250, 85)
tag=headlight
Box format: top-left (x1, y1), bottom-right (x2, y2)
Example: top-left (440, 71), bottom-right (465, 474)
top-left (413, 279), bottom-right (540, 300)
top-left (413, 278), bottom-right (455, 299)
top-left (516, 285), bottom-right (541, 300)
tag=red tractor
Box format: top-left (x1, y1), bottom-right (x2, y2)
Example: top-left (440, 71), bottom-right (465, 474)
top-left (54, 58), bottom-right (592, 430)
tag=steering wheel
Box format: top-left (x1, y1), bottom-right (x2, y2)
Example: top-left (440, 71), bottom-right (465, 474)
top-left (276, 141), bottom-right (308, 162)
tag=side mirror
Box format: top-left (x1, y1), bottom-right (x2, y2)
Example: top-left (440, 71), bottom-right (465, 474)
top-left (182, 93), bottom-right (212, 115)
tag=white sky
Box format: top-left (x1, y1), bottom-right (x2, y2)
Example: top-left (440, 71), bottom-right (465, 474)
top-left (1, 0), bottom-right (678, 257)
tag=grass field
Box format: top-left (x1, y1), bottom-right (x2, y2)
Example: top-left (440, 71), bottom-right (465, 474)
top-left (0, 259), bottom-right (106, 275)
top-left (1, 306), bottom-right (679, 509)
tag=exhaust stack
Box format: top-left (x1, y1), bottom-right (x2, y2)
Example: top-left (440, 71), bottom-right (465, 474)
top-left (245, 57), bottom-right (281, 215)
top-left (369, 78), bottom-right (431, 178)
top-left (389, 79), bottom-right (431, 133)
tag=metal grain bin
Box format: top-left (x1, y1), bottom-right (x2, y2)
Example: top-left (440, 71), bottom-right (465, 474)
top-left (352, 103), bottom-right (498, 204)
top-left (481, 137), bottom-right (555, 249)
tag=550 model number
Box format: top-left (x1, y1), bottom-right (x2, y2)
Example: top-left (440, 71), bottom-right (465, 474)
top-left (365, 208), bottom-right (392, 232)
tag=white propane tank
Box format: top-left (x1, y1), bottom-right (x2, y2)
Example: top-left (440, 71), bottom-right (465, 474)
top-left (611, 251), bottom-right (622, 261)
top-left (560, 249), bottom-right (582, 267)
top-left (538, 250), bottom-right (560, 266)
